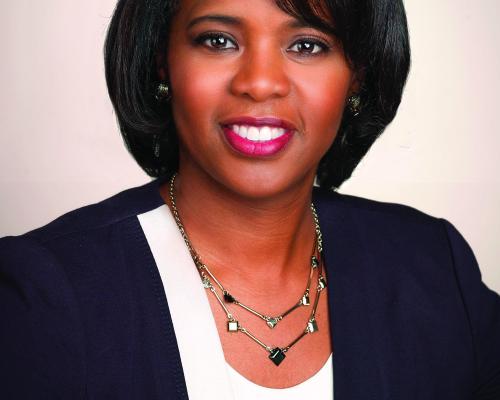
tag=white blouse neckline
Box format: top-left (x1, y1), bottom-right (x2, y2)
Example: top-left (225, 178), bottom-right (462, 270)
top-left (138, 204), bottom-right (333, 400)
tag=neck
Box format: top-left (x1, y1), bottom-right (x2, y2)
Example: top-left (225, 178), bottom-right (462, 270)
top-left (160, 168), bottom-right (317, 290)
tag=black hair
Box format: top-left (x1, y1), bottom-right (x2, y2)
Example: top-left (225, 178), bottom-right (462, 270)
top-left (105, 0), bottom-right (410, 189)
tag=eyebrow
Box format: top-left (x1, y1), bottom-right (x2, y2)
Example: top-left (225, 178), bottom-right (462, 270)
top-left (187, 14), bottom-right (242, 29)
top-left (187, 13), bottom-right (316, 31)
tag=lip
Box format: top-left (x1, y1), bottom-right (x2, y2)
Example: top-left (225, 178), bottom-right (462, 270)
top-left (221, 116), bottom-right (297, 157)
top-left (220, 116), bottom-right (296, 157)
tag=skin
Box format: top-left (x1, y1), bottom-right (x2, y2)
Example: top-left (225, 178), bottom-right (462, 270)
top-left (158, 0), bottom-right (357, 388)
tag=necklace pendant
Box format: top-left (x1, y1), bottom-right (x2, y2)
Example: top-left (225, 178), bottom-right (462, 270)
top-left (227, 320), bottom-right (239, 332)
top-left (223, 291), bottom-right (236, 303)
top-left (266, 317), bottom-right (279, 329)
top-left (269, 348), bottom-right (286, 366)
top-left (302, 293), bottom-right (310, 306)
top-left (318, 276), bottom-right (327, 290)
top-left (307, 318), bottom-right (319, 333)
top-left (311, 256), bottom-right (319, 268)
top-left (202, 276), bottom-right (211, 288)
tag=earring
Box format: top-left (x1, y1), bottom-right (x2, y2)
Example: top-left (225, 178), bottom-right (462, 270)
top-left (153, 134), bottom-right (161, 158)
top-left (155, 82), bottom-right (170, 101)
top-left (347, 95), bottom-right (361, 116)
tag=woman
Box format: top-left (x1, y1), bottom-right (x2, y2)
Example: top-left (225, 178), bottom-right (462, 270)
top-left (1, 0), bottom-right (499, 399)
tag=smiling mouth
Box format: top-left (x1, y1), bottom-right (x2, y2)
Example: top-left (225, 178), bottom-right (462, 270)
top-left (228, 124), bottom-right (287, 142)
top-left (219, 116), bottom-right (297, 157)
top-left (220, 118), bottom-right (296, 157)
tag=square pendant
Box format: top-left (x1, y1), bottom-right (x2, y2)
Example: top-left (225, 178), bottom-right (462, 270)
top-left (318, 276), bottom-right (327, 289)
top-left (269, 348), bottom-right (286, 366)
top-left (302, 293), bottom-right (310, 306)
top-left (307, 319), bottom-right (319, 333)
top-left (227, 320), bottom-right (239, 332)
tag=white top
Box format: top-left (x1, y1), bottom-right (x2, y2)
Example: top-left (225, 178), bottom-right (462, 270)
top-left (226, 353), bottom-right (333, 400)
top-left (138, 204), bottom-right (334, 400)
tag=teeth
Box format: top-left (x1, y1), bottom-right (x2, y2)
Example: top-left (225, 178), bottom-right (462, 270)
top-left (230, 125), bottom-right (287, 142)
top-left (260, 126), bottom-right (272, 141)
top-left (247, 126), bottom-right (260, 140)
top-left (239, 126), bottom-right (248, 138)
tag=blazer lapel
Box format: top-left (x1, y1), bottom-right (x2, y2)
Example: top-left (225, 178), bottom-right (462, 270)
top-left (138, 205), bottom-right (235, 400)
top-left (314, 189), bottom-right (417, 400)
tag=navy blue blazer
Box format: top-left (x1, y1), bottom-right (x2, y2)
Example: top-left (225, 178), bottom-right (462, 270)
top-left (1, 178), bottom-right (499, 399)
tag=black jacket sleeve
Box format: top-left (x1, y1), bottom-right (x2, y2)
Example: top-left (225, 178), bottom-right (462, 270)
top-left (443, 220), bottom-right (500, 399)
top-left (0, 235), bottom-right (86, 399)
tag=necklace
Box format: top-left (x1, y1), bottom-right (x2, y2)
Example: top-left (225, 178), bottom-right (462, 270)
top-left (168, 174), bottom-right (327, 366)
top-left (201, 234), bottom-right (319, 329)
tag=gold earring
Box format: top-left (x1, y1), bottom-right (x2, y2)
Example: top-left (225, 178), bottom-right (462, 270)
top-left (347, 95), bottom-right (361, 116)
top-left (155, 82), bottom-right (170, 101)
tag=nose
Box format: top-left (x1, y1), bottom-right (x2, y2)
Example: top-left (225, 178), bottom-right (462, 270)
top-left (229, 44), bottom-right (291, 102)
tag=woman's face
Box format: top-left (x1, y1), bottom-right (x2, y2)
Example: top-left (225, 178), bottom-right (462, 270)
top-left (163, 0), bottom-right (355, 199)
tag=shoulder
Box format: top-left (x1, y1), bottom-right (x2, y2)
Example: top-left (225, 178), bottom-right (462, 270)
top-left (0, 177), bottom-right (166, 331)
top-left (313, 186), bottom-right (436, 221)
top-left (312, 186), bottom-right (445, 240)
top-left (5, 178), bottom-right (165, 246)
top-left (0, 176), bottom-right (166, 311)
top-left (0, 178), bottom-right (167, 396)
top-left (315, 189), bottom-right (500, 394)
top-left (312, 187), bottom-right (474, 280)
top-left (0, 178), bottom-right (165, 284)
top-left (0, 177), bottom-right (166, 312)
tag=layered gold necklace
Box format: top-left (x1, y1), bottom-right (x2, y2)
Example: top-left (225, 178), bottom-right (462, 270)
top-left (168, 174), bottom-right (327, 366)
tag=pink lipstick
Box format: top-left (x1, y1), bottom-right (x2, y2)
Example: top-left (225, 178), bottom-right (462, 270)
top-left (220, 117), bottom-right (296, 157)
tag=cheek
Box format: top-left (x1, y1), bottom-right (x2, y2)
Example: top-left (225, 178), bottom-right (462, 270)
top-left (293, 63), bottom-right (352, 147)
top-left (168, 54), bottom-right (229, 135)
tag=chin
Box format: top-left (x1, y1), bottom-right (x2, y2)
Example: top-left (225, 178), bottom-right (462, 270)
top-left (214, 167), bottom-right (314, 202)
top-left (180, 142), bottom-right (317, 202)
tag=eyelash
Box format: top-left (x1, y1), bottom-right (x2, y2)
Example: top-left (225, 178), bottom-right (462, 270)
top-left (195, 32), bottom-right (238, 51)
top-left (287, 37), bottom-right (331, 56)
top-left (194, 32), bottom-right (331, 57)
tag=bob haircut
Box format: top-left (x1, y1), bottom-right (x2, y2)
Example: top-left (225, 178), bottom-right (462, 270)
top-left (105, 0), bottom-right (411, 190)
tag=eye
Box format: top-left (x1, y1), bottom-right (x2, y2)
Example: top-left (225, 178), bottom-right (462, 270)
top-left (287, 38), bottom-right (330, 56)
top-left (195, 32), bottom-right (238, 51)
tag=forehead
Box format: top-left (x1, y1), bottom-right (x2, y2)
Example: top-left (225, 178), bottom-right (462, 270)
top-left (172, 0), bottom-right (335, 36)
top-left (175, 0), bottom-right (298, 25)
